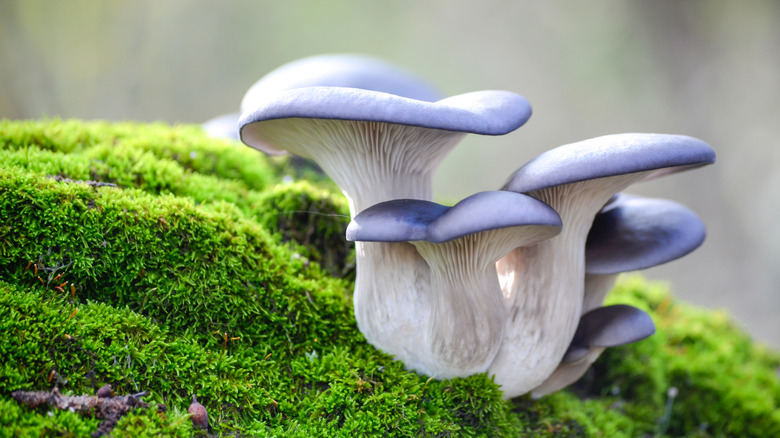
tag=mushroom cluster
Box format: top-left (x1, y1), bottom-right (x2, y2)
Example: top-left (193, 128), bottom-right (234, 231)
top-left (229, 54), bottom-right (716, 399)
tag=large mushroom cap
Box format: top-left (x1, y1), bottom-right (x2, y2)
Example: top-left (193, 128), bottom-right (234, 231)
top-left (503, 133), bottom-right (716, 193)
top-left (240, 88), bottom-right (533, 155)
top-left (347, 190), bottom-right (561, 244)
top-left (586, 193), bottom-right (707, 275)
top-left (241, 54), bottom-right (442, 112)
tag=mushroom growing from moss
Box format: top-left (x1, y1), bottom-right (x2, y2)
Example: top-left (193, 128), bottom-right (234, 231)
top-left (528, 193), bottom-right (708, 397)
top-left (347, 191), bottom-right (561, 377)
top-left (239, 83), bottom-right (532, 368)
top-left (490, 133), bottom-right (715, 398)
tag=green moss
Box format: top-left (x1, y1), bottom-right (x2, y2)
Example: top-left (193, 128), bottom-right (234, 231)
top-left (254, 181), bottom-right (353, 279)
top-left (1, 119), bottom-right (778, 437)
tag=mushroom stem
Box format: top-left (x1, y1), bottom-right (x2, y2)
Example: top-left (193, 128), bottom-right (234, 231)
top-left (491, 174), bottom-right (649, 397)
top-left (348, 192), bottom-right (561, 378)
top-left (352, 241), bottom-right (433, 368)
top-left (410, 228), bottom-right (548, 378)
top-left (583, 273), bottom-right (620, 313)
top-left (490, 133), bottom-right (714, 398)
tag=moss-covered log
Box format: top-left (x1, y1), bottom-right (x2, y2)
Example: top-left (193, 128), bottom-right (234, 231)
top-left (1, 119), bottom-right (778, 437)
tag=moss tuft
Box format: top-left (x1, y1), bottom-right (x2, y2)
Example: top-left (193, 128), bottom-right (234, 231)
top-left (1, 119), bottom-right (778, 436)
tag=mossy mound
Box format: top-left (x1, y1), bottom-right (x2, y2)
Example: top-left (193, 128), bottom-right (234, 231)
top-left (1, 119), bottom-right (778, 437)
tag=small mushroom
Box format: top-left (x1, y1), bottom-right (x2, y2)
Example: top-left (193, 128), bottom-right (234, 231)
top-left (240, 83), bottom-right (532, 368)
top-left (96, 384), bottom-right (112, 398)
top-left (347, 191), bottom-right (561, 377)
top-left (188, 395), bottom-right (209, 430)
top-left (489, 133), bottom-right (715, 398)
top-left (530, 305), bottom-right (655, 398)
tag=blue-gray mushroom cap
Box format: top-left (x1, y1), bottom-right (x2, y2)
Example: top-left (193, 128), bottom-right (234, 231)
top-left (563, 304), bottom-right (655, 363)
top-left (586, 194), bottom-right (707, 274)
top-left (347, 190), bottom-right (561, 244)
top-left (241, 53), bottom-right (442, 112)
top-left (239, 87), bottom-right (533, 154)
top-left (503, 133), bottom-right (716, 193)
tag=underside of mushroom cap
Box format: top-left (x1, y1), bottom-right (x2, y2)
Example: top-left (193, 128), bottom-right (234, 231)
top-left (502, 133), bottom-right (715, 193)
top-left (563, 304), bottom-right (655, 363)
top-left (241, 54), bottom-right (442, 112)
top-left (239, 87), bottom-right (532, 154)
top-left (347, 191), bottom-right (561, 244)
top-left (586, 193), bottom-right (707, 275)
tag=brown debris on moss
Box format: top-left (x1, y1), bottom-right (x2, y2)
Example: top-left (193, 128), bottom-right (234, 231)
top-left (11, 386), bottom-right (163, 437)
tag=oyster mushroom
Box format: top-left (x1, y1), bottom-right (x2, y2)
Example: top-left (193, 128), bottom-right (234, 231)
top-left (239, 85), bottom-right (532, 369)
top-left (347, 191), bottom-right (561, 377)
top-left (528, 193), bottom-right (707, 397)
top-left (239, 87), bottom-right (531, 214)
top-left (530, 305), bottom-right (655, 398)
top-left (490, 133), bottom-right (715, 398)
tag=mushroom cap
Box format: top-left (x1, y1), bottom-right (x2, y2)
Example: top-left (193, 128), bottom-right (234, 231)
top-left (239, 88), bottom-right (533, 154)
top-left (346, 190), bottom-right (561, 243)
top-left (586, 193), bottom-right (707, 274)
top-left (202, 112), bottom-right (241, 140)
top-left (503, 133), bottom-right (716, 193)
top-left (562, 304), bottom-right (655, 363)
top-left (241, 53), bottom-right (442, 112)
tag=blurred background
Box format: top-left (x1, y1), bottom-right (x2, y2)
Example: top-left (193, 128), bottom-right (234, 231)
top-left (1, 0), bottom-right (777, 347)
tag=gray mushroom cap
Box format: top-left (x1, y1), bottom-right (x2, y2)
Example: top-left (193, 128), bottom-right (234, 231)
top-left (202, 112), bottom-right (241, 140)
top-left (240, 87), bottom-right (533, 155)
top-left (586, 194), bottom-right (707, 275)
top-left (562, 304), bottom-right (655, 363)
top-left (241, 53), bottom-right (442, 112)
top-left (346, 190), bottom-right (561, 244)
top-left (503, 133), bottom-right (716, 193)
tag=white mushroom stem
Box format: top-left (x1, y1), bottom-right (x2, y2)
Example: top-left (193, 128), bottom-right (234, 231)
top-left (583, 273), bottom-right (620, 314)
top-left (529, 348), bottom-right (606, 398)
top-left (490, 173), bottom-right (650, 398)
top-left (527, 275), bottom-right (618, 398)
top-left (409, 226), bottom-right (558, 378)
top-left (353, 240), bottom-right (433, 368)
top-left (255, 117), bottom-right (468, 367)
